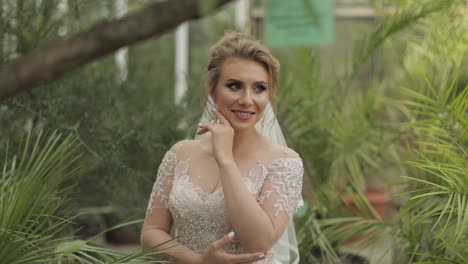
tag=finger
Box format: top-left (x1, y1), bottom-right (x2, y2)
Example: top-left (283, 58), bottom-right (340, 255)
top-left (212, 109), bottom-right (231, 126)
top-left (197, 123), bottom-right (215, 135)
top-left (226, 252), bottom-right (265, 263)
top-left (212, 231), bottom-right (235, 249)
top-left (196, 126), bottom-right (209, 135)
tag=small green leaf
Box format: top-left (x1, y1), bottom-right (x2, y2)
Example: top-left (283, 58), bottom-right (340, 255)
top-left (53, 240), bottom-right (87, 254)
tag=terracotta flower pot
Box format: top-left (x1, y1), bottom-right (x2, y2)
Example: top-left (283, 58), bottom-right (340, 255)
top-left (342, 187), bottom-right (392, 220)
top-left (341, 187), bottom-right (392, 245)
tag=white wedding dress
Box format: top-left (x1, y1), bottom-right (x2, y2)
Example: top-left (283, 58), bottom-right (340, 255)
top-left (146, 143), bottom-right (303, 263)
top-left (145, 103), bottom-right (303, 263)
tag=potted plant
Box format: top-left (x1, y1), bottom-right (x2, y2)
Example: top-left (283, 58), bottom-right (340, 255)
top-left (275, 0), bottom-right (464, 262)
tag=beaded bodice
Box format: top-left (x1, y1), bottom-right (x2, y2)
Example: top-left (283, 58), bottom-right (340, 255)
top-left (146, 150), bottom-right (303, 263)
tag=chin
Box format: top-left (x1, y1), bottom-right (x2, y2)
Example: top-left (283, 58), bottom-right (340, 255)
top-left (227, 119), bottom-right (250, 129)
top-left (231, 124), bottom-right (254, 132)
top-left (230, 121), bottom-right (260, 132)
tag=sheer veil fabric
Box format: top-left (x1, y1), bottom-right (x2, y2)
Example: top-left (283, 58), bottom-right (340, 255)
top-left (193, 97), bottom-right (302, 264)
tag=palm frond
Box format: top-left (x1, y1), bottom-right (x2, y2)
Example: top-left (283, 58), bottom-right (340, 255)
top-left (0, 131), bottom-right (80, 263)
top-left (345, 0), bottom-right (456, 90)
top-left (0, 131), bottom-right (166, 263)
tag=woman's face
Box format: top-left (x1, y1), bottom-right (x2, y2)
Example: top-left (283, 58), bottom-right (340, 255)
top-left (212, 57), bottom-right (270, 132)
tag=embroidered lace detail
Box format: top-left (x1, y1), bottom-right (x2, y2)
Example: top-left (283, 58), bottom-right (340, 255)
top-left (178, 175), bottom-right (225, 200)
top-left (258, 158), bottom-right (303, 217)
top-left (146, 150), bottom-right (303, 263)
top-left (146, 151), bottom-right (176, 215)
top-left (248, 162), bottom-right (269, 194)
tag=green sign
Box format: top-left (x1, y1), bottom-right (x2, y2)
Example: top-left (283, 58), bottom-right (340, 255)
top-left (265, 0), bottom-right (334, 47)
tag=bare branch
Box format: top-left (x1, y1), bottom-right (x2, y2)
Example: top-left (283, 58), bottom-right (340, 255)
top-left (0, 0), bottom-right (234, 101)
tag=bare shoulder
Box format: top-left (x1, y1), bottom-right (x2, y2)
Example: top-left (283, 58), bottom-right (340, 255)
top-left (263, 140), bottom-right (300, 160)
top-left (169, 138), bottom-right (211, 159)
top-left (262, 143), bottom-right (303, 174)
top-left (169, 139), bottom-right (197, 153)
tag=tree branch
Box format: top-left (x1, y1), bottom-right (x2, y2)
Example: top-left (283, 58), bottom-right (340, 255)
top-left (0, 0), bottom-right (234, 102)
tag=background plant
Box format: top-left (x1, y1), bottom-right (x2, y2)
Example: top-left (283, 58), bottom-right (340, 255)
top-left (0, 131), bottom-right (167, 263)
top-left (391, 6), bottom-right (468, 262)
top-left (0, 0), bottom-right (241, 240)
top-left (277, 0), bottom-right (467, 262)
top-left (1, 0), bottom-right (466, 263)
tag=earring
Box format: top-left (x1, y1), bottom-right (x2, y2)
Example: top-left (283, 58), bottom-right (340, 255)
top-left (211, 103), bottom-right (219, 123)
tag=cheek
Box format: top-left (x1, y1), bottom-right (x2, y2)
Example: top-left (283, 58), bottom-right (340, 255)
top-left (258, 94), bottom-right (270, 109)
top-left (212, 86), bottom-right (226, 104)
top-left (256, 96), bottom-right (270, 117)
top-left (216, 89), bottom-right (233, 106)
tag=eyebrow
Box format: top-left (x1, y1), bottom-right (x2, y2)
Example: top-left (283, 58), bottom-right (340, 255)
top-left (225, 78), bottom-right (267, 85)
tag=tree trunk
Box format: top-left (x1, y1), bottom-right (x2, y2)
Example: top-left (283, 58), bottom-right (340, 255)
top-left (0, 0), bottom-right (234, 102)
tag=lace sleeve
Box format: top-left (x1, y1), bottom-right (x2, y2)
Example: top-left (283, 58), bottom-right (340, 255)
top-left (258, 158), bottom-right (304, 218)
top-left (146, 151), bottom-right (176, 215)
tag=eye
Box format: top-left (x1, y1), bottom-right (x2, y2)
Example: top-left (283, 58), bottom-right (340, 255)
top-left (254, 84), bottom-right (267, 93)
top-left (226, 81), bottom-right (241, 90)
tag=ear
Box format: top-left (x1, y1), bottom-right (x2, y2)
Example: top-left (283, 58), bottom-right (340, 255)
top-left (210, 89), bottom-right (216, 102)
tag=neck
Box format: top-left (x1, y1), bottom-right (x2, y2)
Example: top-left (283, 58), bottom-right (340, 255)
top-left (232, 127), bottom-right (262, 158)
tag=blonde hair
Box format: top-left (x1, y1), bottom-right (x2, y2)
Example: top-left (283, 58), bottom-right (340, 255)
top-left (202, 32), bottom-right (280, 111)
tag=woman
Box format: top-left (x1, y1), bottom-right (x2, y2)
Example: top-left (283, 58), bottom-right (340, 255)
top-left (141, 32), bottom-right (303, 264)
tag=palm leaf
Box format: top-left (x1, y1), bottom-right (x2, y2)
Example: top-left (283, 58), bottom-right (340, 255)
top-left (0, 131), bottom-right (166, 263)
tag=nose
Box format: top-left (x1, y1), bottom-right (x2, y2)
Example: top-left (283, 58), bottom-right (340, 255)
top-left (238, 88), bottom-right (253, 106)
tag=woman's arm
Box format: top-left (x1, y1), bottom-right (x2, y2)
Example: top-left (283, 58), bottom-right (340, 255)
top-left (218, 160), bottom-right (278, 252)
top-left (141, 148), bottom-right (201, 263)
top-left (141, 211), bottom-right (265, 264)
top-left (142, 145), bottom-right (266, 264)
top-left (198, 111), bottom-right (303, 253)
top-left (218, 156), bottom-right (301, 253)
top-left (141, 225), bottom-right (200, 264)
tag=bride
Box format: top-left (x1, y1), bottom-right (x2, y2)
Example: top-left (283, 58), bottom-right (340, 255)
top-left (141, 32), bottom-right (303, 264)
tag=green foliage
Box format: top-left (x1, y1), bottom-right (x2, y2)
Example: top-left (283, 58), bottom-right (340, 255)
top-left (0, 131), bottom-right (166, 263)
top-left (0, 0), bottom-right (240, 244)
top-left (0, 131), bottom-right (80, 263)
top-left (396, 79), bottom-right (467, 263)
top-left (390, 4), bottom-right (468, 261)
top-left (345, 0), bottom-right (456, 89)
top-left (199, 0), bottom-right (217, 17)
top-left (1, 0), bottom-right (466, 263)
top-left (0, 0), bottom-right (187, 240)
top-left (284, 0), bottom-right (467, 262)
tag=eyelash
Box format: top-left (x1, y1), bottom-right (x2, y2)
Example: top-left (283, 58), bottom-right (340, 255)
top-left (226, 82), bottom-right (241, 90)
top-left (254, 85), bottom-right (266, 93)
top-left (226, 83), bottom-right (266, 93)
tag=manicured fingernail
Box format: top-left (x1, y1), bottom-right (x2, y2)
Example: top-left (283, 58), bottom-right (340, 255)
top-left (227, 231), bottom-right (235, 238)
top-left (258, 253), bottom-right (265, 258)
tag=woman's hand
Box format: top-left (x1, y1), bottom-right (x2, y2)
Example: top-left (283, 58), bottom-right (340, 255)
top-left (196, 232), bottom-right (265, 264)
top-left (197, 110), bottom-right (235, 164)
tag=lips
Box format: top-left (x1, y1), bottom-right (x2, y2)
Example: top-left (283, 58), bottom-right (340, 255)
top-left (231, 110), bottom-right (255, 121)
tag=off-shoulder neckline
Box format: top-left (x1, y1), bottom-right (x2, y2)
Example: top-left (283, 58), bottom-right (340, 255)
top-left (165, 149), bottom-right (301, 169)
top-left (165, 150), bottom-right (301, 197)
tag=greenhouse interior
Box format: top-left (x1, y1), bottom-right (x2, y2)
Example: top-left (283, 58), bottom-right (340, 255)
top-left (0, 0), bottom-right (466, 263)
